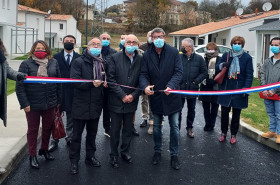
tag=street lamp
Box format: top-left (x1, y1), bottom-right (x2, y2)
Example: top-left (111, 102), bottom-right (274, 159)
top-left (47, 10), bottom-right (52, 48)
top-left (85, 0), bottom-right (88, 45)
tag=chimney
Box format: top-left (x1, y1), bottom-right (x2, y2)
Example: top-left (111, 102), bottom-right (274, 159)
top-left (235, 11), bottom-right (237, 18)
top-left (255, 8), bottom-right (258, 15)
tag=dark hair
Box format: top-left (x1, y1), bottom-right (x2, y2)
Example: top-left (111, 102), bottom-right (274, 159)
top-left (206, 42), bottom-right (217, 51)
top-left (230, 36), bottom-right (245, 48)
top-left (0, 38), bottom-right (7, 56)
top-left (63, 35), bottom-right (76, 43)
top-left (28, 40), bottom-right (52, 59)
top-left (270, 37), bottom-right (280, 45)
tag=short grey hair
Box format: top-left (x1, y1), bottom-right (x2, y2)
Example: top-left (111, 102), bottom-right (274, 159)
top-left (182, 38), bottom-right (195, 53)
top-left (99, 32), bottom-right (111, 39)
top-left (125, 34), bottom-right (139, 44)
top-left (151, 28), bottom-right (165, 37)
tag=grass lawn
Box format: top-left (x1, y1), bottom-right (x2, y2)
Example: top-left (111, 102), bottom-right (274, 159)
top-left (241, 78), bottom-right (268, 132)
top-left (7, 79), bottom-right (16, 96)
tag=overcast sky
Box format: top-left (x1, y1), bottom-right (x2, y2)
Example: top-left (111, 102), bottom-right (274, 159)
top-left (85, 0), bottom-right (250, 8)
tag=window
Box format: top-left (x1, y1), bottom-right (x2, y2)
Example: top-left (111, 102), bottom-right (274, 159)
top-left (222, 39), bottom-right (226, 46)
top-left (218, 46), bottom-right (231, 54)
top-left (60, 24), bottom-right (63, 30)
top-left (60, 38), bottom-right (62, 41)
top-left (196, 47), bottom-right (207, 53)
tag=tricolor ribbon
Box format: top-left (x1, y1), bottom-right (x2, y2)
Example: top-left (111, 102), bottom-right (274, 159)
top-left (24, 76), bottom-right (280, 96)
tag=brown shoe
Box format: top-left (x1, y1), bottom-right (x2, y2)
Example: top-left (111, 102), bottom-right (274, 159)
top-left (261, 131), bottom-right (277, 139)
top-left (148, 125), bottom-right (153, 135)
top-left (276, 135), bottom-right (280, 144)
top-left (187, 128), bottom-right (194, 138)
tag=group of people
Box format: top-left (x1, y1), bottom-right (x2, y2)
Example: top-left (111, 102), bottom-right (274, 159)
top-left (0, 28), bottom-right (280, 174)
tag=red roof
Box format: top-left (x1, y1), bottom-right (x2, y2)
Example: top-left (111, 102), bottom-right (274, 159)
top-left (18, 4), bottom-right (47, 15)
top-left (45, 14), bottom-right (73, 21)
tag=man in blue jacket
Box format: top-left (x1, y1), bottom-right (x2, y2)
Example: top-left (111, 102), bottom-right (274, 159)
top-left (49, 35), bottom-right (80, 152)
top-left (139, 27), bottom-right (183, 170)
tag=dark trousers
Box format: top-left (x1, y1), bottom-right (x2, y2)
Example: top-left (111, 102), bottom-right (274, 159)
top-left (25, 107), bottom-right (56, 156)
top-left (202, 101), bottom-right (219, 128)
top-left (221, 106), bottom-right (242, 136)
top-left (110, 111), bottom-right (134, 157)
top-left (69, 118), bottom-right (99, 163)
top-left (179, 98), bottom-right (197, 130)
top-left (103, 89), bottom-right (111, 132)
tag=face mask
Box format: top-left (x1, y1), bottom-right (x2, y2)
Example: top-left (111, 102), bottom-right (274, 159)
top-left (64, 42), bottom-right (74, 50)
top-left (120, 40), bottom-right (125, 46)
top-left (34, 51), bottom-right (47, 59)
top-left (154, 38), bottom-right (164, 48)
top-left (89, 48), bottom-right (101, 56)
top-left (148, 37), bottom-right (152, 44)
top-left (126, 45), bottom-right (138, 54)
top-left (180, 47), bottom-right (186, 54)
top-left (102, 40), bottom-right (110, 47)
top-left (206, 50), bottom-right (215, 53)
top-left (270, 46), bottom-right (280, 54)
top-left (232, 44), bottom-right (242, 52)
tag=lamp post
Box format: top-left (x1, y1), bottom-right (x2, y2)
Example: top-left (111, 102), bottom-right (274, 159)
top-left (47, 10), bottom-right (52, 48)
top-left (85, 0), bottom-right (88, 45)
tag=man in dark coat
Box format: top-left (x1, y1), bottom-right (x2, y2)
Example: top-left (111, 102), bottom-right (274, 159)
top-left (99, 32), bottom-right (117, 138)
top-left (139, 28), bottom-right (183, 170)
top-left (179, 38), bottom-right (207, 138)
top-left (48, 35), bottom-right (80, 152)
top-left (107, 34), bottom-right (142, 168)
top-left (69, 38), bottom-right (106, 174)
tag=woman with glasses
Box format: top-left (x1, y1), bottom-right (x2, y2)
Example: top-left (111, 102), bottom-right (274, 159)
top-left (216, 36), bottom-right (253, 144)
top-left (16, 40), bottom-right (61, 169)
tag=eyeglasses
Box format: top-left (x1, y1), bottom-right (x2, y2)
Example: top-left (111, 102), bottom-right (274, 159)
top-left (233, 42), bottom-right (242, 45)
top-left (126, 41), bottom-right (138, 45)
top-left (152, 35), bottom-right (165, 39)
top-left (89, 43), bottom-right (101, 47)
top-left (101, 37), bottom-right (110, 40)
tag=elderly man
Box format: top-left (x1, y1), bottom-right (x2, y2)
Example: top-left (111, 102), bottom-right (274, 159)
top-left (107, 34), bottom-right (142, 168)
top-left (99, 32), bottom-right (117, 138)
top-left (179, 38), bottom-right (207, 138)
top-left (69, 38), bottom-right (106, 174)
top-left (139, 27), bottom-right (183, 170)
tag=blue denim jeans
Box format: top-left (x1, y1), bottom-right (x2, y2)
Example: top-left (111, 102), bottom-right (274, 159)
top-left (264, 99), bottom-right (280, 135)
top-left (153, 112), bottom-right (179, 156)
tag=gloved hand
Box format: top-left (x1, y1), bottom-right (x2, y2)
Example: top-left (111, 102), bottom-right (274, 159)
top-left (222, 62), bottom-right (231, 68)
top-left (17, 73), bottom-right (26, 81)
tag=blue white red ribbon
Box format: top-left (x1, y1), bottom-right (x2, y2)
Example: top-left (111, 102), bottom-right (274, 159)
top-left (24, 76), bottom-right (280, 96)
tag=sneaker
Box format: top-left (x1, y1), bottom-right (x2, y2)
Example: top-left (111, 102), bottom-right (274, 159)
top-left (187, 128), bottom-right (194, 138)
top-left (219, 133), bottom-right (226, 142)
top-left (276, 135), bottom-right (280, 144)
top-left (104, 130), bottom-right (110, 138)
top-left (148, 125), bottom-right (153, 135)
top-left (230, 135), bottom-right (237, 144)
top-left (140, 120), bottom-right (148, 127)
top-left (261, 131), bottom-right (277, 139)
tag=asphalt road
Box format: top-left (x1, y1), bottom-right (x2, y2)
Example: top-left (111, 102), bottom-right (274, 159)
top-left (3, 100), bottom-right (280, 185)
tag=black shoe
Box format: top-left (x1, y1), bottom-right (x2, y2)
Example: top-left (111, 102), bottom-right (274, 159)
top-left (29, 155), bottom-right (40, 169)
top-left (38, 149), bottom-right (55, 160)
top-left (140, 120), bottom-right (148, 127)
top-left (204, 125), bottom-right (214, 132)
top-left (132, 127), bottom-right (139, 136)
top-left (171, 155), bottom-right (180, 170)
top-left (85, 156), bottom-right (101, 167)
top-left (110, 156), bottom-right (119, 168)
top-left (152, 152), bottom-right (161, 165)
top-left (70, 162), bottom-right (78, 174)
top-left (121, 153), bottom-right (133, 163)
top-left (48, 140), bottom-right (58, 152)
top-left (66, 140), bottom-right (71, 147)
top-left (104, 130), bottom-right (111, 138)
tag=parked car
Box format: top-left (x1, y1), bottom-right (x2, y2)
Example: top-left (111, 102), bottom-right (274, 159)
top-left (195, 45), bottom-right (231, 58)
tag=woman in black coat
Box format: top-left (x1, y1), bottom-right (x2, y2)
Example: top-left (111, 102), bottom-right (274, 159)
top-left (16, 40), bottom-right (61, 169)
top-left (198, 42), bottom-right (220, 131)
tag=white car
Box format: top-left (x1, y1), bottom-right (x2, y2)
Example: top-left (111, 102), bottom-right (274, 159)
top-left (195, 45), bottom-right (231, 58)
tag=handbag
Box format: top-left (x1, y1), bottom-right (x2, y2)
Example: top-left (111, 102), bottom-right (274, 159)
top-left (259, 92), bottom-right (280, 101)
top-left (214, 52), bottom-right (229, 85)
top-left (52, 108), bottom-right (66, 140)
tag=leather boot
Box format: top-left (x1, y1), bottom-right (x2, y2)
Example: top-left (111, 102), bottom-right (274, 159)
top-left (29, 155), bottom-right (40, 169)
top-left (38, 149), bottom-right (55, 160)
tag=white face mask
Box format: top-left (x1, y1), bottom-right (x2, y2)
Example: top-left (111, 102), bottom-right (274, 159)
top-left (148, 37), bottom-right (152, 44)
top-left (206, 50), bottom-right (215, 53)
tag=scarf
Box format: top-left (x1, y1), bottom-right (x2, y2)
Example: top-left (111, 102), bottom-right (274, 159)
top-left (87, 51), bottom-right (106, 81)
top-left (32, 56), bottom-right (48, 77)
top-left (228, 49), bottom-right (243, 79)
top-left (205, 50), bottom-right (218, 60)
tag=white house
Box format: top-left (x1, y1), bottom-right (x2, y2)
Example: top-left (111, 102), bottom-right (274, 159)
top-left (0, 0), bottom-right (18, 55)
top-left (169, 10), bottom-right (280, 77)
top-left (45, 14), bottom-right (82, 49)
top-left (17, 4), bottom-right (47, 54)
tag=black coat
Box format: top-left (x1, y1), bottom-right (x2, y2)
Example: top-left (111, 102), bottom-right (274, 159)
top-left (70, 50), bottom-right (104, 120)
top-left (198, 56), bottom-right (220, 103)
top-left (53, 50), bottom-right (80, 112)
top-left (107, 49), bottom-right (142, 114)
top-left (139, 42), bottom-right (152, 52)
top-left (139, 43), bottom-right (183, 116)
top-left (101, 46), bottom-right (117, 72)
top-left (180, 53), bottom-right (207, 99)
top-left (16, 58), bottom-right (61, 110)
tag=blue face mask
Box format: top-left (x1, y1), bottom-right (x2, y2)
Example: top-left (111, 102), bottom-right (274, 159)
top-left (232, 44), bottom-right (242, 52)
top-left (102, 40), bottom-right (110, 47)
top-left (154, 38), bottom-right (165, 48)
top-left (120, 40), bottom-right (125, 46)
top-left (126, 45), bottom-right (138, 54)
top-left (89, 48), bottom-right (101, 56)
top-left (270, 46), bottom-right (280, 54)
top-left (148, 37), bottom-right (152, 44)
